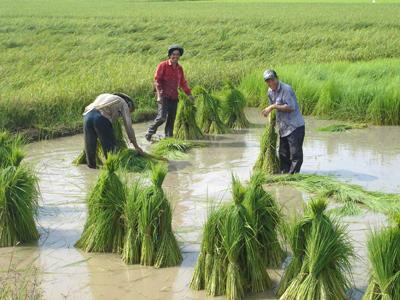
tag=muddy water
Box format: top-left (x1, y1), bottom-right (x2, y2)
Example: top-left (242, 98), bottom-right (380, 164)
top-left (1, 108), bottom-right (399, 300)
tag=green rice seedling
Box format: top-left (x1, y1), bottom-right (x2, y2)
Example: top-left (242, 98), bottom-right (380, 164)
top-left (317, 123), bottom-right (368, 132)
top-left (312, 80), bottom-right (342, 117)
top-left (0, 131), bottom-right (25, 168)
top-left (116, 148), bottom-right (157, 172)
top-left (73, 120), bottom-right (127, 166)
top-left (75, 155), bottom-right (126, 253)
top-left (363, 215), bottom-right (400, 300)
top-left (220, 83), bottom-right (250, 130)
top-left (174, 92), bottom-right (203, 140)
top-left (254, 110), bottom-right (280, 174)
top-left (121, 181), bottom-right (142, 264)
top-left (0, 165), bottom-right (39, 247)
top-left (238, 71), bottom-right (266, 108)
top-left (193, 86), bottom-right (227, 135)
top-left (244, 171), bottom-right (284, 267)
top-left (138, 164), bottom-right (182, 268)
top-left (278, 198), bottom-right (354, 299)
top-left (151, 138), bottom-right (195, 160)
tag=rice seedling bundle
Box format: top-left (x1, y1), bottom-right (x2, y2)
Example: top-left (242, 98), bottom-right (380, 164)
top-left (0, 131), bottom-right (24, 168)
top-left (220, 83), bottom-right (250, 130)
top-left (75, 155), bottom-right (126, 253)
top-left (243, 171), bottom-right (284, 267)
top-left (190, 175), bottom-right (271, 299)
top-left (0, 165), bottom-right (39, 247)
top-left (254, 110), bottom-right (280, 174)
top-left (317, 123), bottom-right (368, 132)
top-left (116, 148), bottom-right (157, 172)
top-left (278, 197), bottom-right (354, 300)
top-left (193, 86), bottom-right (227, 134)
top-left (174, 92), bottom-right (203, 140)
top-left (363, 214), bottom-right (400, 300)
top-left (151, 138), bottom-right (195, 160)
top-left (136, 164), bottom-right (182, 268)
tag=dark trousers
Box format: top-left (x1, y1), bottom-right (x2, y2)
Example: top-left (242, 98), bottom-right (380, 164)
top-left (147, 98), bottom-right (178, 137)
top-left (279, 126), bottom-right (305, 174)
top-left (83, 109), bottom-right (116, 168)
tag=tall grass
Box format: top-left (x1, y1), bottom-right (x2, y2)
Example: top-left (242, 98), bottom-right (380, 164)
top-left (0, 131), bottom-right (25, 168)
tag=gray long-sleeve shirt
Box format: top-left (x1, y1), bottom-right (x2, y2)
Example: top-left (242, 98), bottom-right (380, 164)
top-left (268, 81), bottom-right (305, 137)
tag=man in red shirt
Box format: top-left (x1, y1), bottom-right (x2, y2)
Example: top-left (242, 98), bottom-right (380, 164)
top-left (145, 44), bottom-right (194, 141)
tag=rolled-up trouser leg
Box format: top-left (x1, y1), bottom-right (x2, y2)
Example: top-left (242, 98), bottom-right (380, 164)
top-left (165, 99), bottom-right (178, 137)
top-left (93, 112), bottom-right (116, 159)
top-left (279, 136), bottom-right (291, 174)
top-left (83, 111), bottom-right (98, 169)
top-left (287, 126), bottom-right (305, 174)
top-left (147, 99), bottom-right (168, 136)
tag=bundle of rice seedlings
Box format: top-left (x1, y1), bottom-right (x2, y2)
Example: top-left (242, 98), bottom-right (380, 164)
top-left (116, 148), bottom-right (158, 172)
top-left (174, 92), bottom-right (204, 140)
top-left (190, 175), bottom-right (271, 299)
top-left (317, 123), bottom-right (368, 132)
top-left (220, 83), bottom-right (250, 129)
top-left (151, 138), bottom-right (195, 160)
top-left (278, 197), bottom-right (354, 299)
top-left (253, 111), bottom-right (280, 174)
top-left (137, 164), bottom-right (182, 268)
top-left (73, 120), bottom-right (127, 166)
top-left (193, 86), bottom-right (227, 134)
top-left (75, 155), bottom-right (126, 253)
top-left (363, 214), bottom-right (400, 300)
top-left (0, 131), bottom-right (25, 168)
top-left (0, 165), bottom-right (39, 247)
top-left (244, 171), bottom-right (284, 267)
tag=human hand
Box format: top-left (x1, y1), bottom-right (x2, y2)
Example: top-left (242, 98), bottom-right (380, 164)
top-left (262, 106), bottom-right (274, 117)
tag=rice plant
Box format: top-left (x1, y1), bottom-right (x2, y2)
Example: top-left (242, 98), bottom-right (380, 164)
top-left (151, 138), bottom-right (196, 160)
top-left (278, 197), bottom-right (354, 299)
top-left (317, 123), bottom-right (368, 132)
top-left (75, 154), bottom-right (126, 253)
top-left (193, 86), bottom-right (227, 134)
top-left (137, 164), bottom-right (182, 268)
top-left (174, 92), bottom-right (204, 140)
top-left (363, 215), bottom-right (400, 300)
top-left (243, 171), bottom-right (284, 267)
top-left (116, 148), bottom-right (158, 172)
top-left (0, 165), bottom-right (39, 247)
top-left (254, 110), bottom-right (280, 174)
top-left (0, 131), bottom-right (25, 168)
top-left (190, 175), bottom-right (271, 299)
top-left (220, 83), bottom-right (250, 130)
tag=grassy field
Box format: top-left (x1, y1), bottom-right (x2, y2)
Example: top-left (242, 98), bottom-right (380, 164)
top-left (1, 0), bottom-right (400, 136)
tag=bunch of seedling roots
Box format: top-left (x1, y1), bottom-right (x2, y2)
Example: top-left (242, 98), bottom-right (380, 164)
top-left (2, 83), bottom-right (400, 300)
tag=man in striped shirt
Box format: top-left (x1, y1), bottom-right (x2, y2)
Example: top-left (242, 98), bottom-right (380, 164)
top-left (145, 45), bottom-right (194, 141)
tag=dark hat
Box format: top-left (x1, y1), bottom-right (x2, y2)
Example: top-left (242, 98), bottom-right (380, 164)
top-left (168, 44), bottom-right (184, 57)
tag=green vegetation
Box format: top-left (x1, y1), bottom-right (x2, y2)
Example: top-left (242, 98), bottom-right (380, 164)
top-left (263, 174), bottom-right (400, 215)
top-left (219, 84), bottom-right (250, 130)
top-left (193, 87), bottom-right (227, 135)
top-left (363, 215), bottom-right (400, 300)
top-left (253, 111), bottom-right (280, 174)
top-left (0, 132), bottom-right (39, 247)
top-left (174, 92), bottom-right (203, 140)
top-left (317, 123), bottom-right (368, 132)
top-left (190, 175), bottom-right (283, 299)
top-left (2, 0), bottom-right (400, 135)
top-left (278, 198), bottom-right (354, 299)
top-left (151, 138), bottom-right (200, 160)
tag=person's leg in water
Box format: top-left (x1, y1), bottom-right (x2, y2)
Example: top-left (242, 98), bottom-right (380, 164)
top-left (146, 98), bottom-right (168, 141)
top-left (84, 110), bottom-right (99, 169)
top-left (279, 136), bottom-right (291, 173)
top-left (287, 126), bottom-right (305, 174)
top-left (165, 99), bottom-right (178, 137)
top-left (93, 111), bottom-right (117, 159)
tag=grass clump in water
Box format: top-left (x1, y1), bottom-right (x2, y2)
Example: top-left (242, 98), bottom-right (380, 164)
top-left (193, 86), bottom-right (227, 135)
top-left (363, 214), bottom-right (400, 300)
top-left (0, 131), bottom-right (25, 168)
top-left (278, 197), bottom-right (354, 299)
top-left (190, 175), bottom-right (272, 299)
top-left (220, 83), bottom-right (250, 130)
top-left (254, 111), bottom-right (280, 174)
top-left (75, 154), bottom-right (126, 253)
top-left (151, 138), bottom-right (199, 160)
top-left (174, 92), bottom-right (203, 140)
top-left (317, 123), bottom-right (368, 132)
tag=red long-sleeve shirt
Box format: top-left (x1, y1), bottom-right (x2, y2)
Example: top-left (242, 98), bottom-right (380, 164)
top-left (154, 60), bottom-right (191, 100)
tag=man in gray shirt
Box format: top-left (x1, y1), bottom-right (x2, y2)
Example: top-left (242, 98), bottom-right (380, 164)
top-left (262, 69), bottom-right (305, 174)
